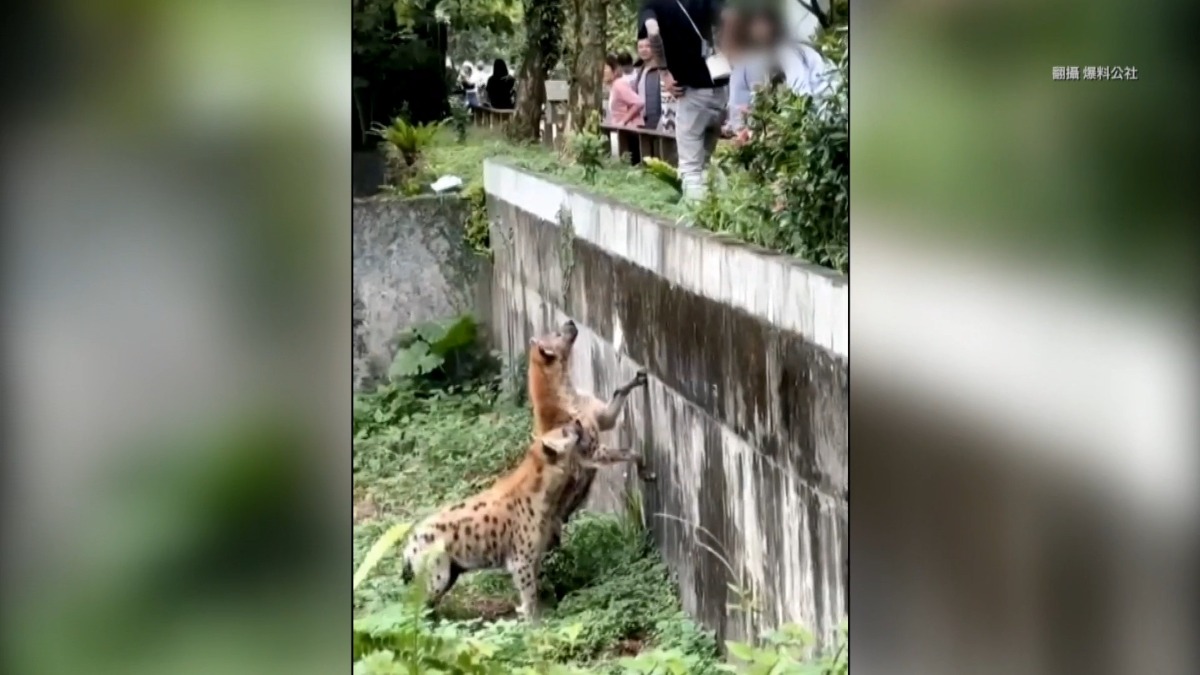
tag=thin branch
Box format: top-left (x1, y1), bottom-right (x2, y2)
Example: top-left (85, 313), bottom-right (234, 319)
top-left (797, 0), bottom-right (831, 29)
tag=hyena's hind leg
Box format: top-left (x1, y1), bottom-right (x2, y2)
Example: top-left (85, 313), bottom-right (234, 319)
top-left (590, 369), bottom-right (648, 431)
top-left (404, 548), bottom-right (463, 609)
top-left (506, 554), bottom-right (542, 623)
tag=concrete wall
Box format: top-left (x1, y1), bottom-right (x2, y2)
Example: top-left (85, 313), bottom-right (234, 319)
top-left (483, 159), bottom-right (848, 645)
top-left (352, 195), bottom-right (488, 391)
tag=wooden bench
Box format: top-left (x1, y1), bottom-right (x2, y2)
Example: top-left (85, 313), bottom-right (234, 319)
top-left (471, 106), bottom-right (513, 130)
top-left (599, 123), bottom-right (678, 166)
top-left (470, 80), bottom-right (568, 147)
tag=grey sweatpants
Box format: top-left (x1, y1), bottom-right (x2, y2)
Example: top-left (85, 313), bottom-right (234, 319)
top-left (675, 85), bottom-right (727, 200)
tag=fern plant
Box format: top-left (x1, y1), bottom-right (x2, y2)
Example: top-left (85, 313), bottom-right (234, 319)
top-left (371, 117), bottom-right (444, 167)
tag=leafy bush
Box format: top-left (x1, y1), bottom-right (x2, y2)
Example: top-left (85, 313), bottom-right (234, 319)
top-left (692, 31), bottom-right (848, 272)
top-left (354, 601), bottom-right (596, 674)
top-left (462, 184), bottom-right (491, 256)
top-left (618, 622), bottom-right (847, 675)
top-left (372, 116), bottom-right (446, 189)
top-left (569, 112), bottom-right (608, 183)
top-left (542, 513), bottom-right (646, 596)
top-left (387, 314), bottom-right (482, 381)
top-left (720, 622), bottom-right (848, 675)
top-left (449, 96), bottom-right (471, 144)
top-left (352, 314), bottom-right (505, 447)
top-left (373, 117), bottom-right (444, 165)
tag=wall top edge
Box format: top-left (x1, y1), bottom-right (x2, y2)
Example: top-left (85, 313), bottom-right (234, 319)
top-left (352, 194), bottom-right (464, 206)
top-left (482, 158), bottom-right (847, 286)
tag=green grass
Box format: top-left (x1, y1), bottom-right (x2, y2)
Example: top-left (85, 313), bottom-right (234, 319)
top-left (425, 128), bottom-right (687, 222)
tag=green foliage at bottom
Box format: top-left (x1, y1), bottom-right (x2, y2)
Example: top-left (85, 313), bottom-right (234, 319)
top-left (353, 319), bottom-right (846, 672)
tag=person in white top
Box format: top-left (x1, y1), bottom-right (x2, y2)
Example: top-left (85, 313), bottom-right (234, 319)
top-left (724, 4), bottom-right (837, 140)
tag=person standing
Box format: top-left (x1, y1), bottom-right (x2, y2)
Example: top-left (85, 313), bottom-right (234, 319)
top-left (485, 59), bottom-right (516, 110)
top-left (459, 62), bottom-right (480, 108)
top-left (724, 5), bottom-right (837, 140)
top-left (638, 0), bottom-right (730, 200)
top-left (631, 38), bottom-right (664, 130)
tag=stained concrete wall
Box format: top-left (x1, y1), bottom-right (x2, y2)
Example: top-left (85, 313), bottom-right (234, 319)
top-left (483, 159), bottom-right (848, 645)
top-left (352, 195), bottom-right (488, 391)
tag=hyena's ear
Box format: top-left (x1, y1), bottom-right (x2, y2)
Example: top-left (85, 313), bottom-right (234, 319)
top-left (541, 421), bottom-right (580, 463)
top-left (540, 436), bottom-right (564, 464)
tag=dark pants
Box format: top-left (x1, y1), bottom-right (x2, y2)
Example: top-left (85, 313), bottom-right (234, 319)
top-left (618, 129), bottom-right (642, 166)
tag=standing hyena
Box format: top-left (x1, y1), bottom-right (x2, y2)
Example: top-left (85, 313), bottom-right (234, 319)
top-left (525, 319), bottom-right (653, 551)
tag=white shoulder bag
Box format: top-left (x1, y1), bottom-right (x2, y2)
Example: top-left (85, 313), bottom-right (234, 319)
top-left (675, 0), bottom-right (731, 82)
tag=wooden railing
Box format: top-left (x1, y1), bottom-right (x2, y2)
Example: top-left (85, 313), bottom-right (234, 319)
top-left (471, 106), bottom-right (514, 130)
top-left (599, 124), bottom-right (678, 166)
top-left (468, 80), bottom-right (679, 166)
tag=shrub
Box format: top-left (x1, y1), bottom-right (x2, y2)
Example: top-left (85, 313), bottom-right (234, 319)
top-left (372, 116), bottom-right (446, 188)
top-left (449, 97), bottom-right (471, 144)
top-left (352, 314), bottom-right (505, 444)
top-left (721, 622), bottom-right (848, 675)
top-left (569, 112), bottom-right (607, 183)
top-left (386, 314), bottom-right (483, 383)
top-left (692, 31), bottom-right (848, 272)
top-left (462, 183), bottom-right (491, 256)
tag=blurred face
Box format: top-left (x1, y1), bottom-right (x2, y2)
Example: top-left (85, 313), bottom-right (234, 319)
top-left (637, 39), bottom-right (652, 62)
top-left (719, 12), bottom-right (741, 56)
top-left (603, 64), bottom-right (615, 85)
top-left (749, 16), bottom-right (774, 48)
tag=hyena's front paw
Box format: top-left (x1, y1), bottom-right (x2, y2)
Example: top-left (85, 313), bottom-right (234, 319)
top-left (632, 369), bottom-right (648, 388)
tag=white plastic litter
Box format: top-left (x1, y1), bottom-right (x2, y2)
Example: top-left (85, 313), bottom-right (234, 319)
top-left (430, 175), bottom-right (463, 193)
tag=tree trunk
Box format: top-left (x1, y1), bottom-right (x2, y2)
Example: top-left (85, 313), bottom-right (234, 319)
top-left (569, 0), bottom-right (607, 131)
top-left (511, 52), bottom-right (549, 142)
top-left (566, 0), bottom-right (584, 131)
top-left (510, 0), bottom-right (564, 142)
